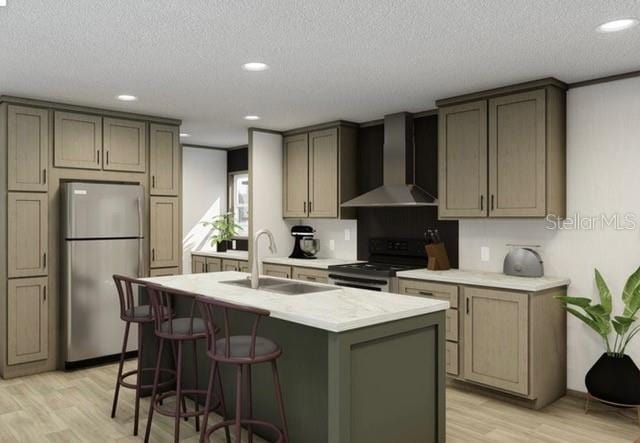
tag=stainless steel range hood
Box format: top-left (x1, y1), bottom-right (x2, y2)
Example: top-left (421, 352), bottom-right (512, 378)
top-left (341, 112), bottom-right (438, 207)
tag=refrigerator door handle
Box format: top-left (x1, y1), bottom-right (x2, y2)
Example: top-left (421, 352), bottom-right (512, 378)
top-left (137, 196), bottom-right (144, 278)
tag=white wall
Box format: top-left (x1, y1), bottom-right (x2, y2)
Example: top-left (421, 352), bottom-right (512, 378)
top-left (284, 219), bottom-right (358, 259)
top-left (458, 76), bottom-right (640, 392)
top-left (182, 147), bottom-right (227, 272)
top-left (249, 130), bottom-right (291, 271)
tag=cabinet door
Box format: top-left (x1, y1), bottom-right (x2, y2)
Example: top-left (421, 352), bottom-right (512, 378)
top-left (54, 112), bottom-right (102, 169)
top-left (149, 267), bottom-right (180, 277)
top-left (263, 263), bottom-right (291, 279)
top-left (464, 287), bottom-right (528, 395)
top-left (308, 128), bottom-right (338, 218)
top-left (192, 255), bottom-right (207, 273)
top-left (438, 101), bottom-right (488, 218)
top-left (103, 118), bottom-right (147, 172)
top-left (150, 124), bottom-right (180, 196)
top-left (239, 260), bottom-right (249, 273)
top-left (283, 133), bottom-right (309, 218)
top-left (8, 193), bottom-right (48, 278)
top-left (7, 277), bottom-right (48, 365)
top-left (150, 197), bottom-right (180, 268)
top-left (7, 105), bottom-right (49, 192)
top-left (222, 259), bottom-right (239, 272)
top-left (205, 258), bottom-right (222, 272)
top-left (489, 90), bottom-right (546, 217)
top-left (292, 267), bottom-right (329, 284)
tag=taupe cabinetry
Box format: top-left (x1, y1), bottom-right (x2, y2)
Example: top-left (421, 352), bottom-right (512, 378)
top-left (7, 105), bottom-right (49, 192)
top-left (150, 197), bottom-right (180, 268)
top-left (150, 124), bottom-right (180, 196)
top-left (282, 123), bottom-right (357, 219)
top-left (103, 118), bottom-right (146, 172)
top-left (191, 254), bottom-right (249, 273)
top-left (263, 263), bottom-right (291, 279)
top-left (149, 267), bottom-right (181, 277)
top-left (7, 193), bottom-right (48, 278)
top-left (192, 255), bottom-right (207, 273)
top-left (7, 277), bottom-right (48, 365)
top-left (205, 258), bottom-right (222, 272)
top-left (292, 267), bottom-right (329, 284)
top-left (437, 79), bottom-right (566, 219)
top-left (54, 112), bottom-right (103, 169)
top-left (464, 287), bottom-right (528, 395)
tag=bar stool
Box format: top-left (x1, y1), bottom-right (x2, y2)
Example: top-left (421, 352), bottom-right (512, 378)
top-left (197, 295), bottom-right (289, 443)
top-left (111, 275), bottom-right (176, 436)
top-left (144, 282), bottom-right (228, 443)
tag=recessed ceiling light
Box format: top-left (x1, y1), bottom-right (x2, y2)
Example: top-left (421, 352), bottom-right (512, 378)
top-left (0, 0), bottom-right (6, 6)
top-left (116, 94), bottom-right (138, 102)
top-left (180, 133), bottom-right (190, 137)
top-left (244, 115), bottom-right (261, 121)
top-left (241, 62), bottom-right (269, 72)
top-left (596, 18), bottom-right (639, 33)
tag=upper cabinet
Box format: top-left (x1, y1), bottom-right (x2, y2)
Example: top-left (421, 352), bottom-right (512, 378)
top-left (437, 79), bottom-right (566, 219)
top-left (7, 105), bottom-right (49, 192)
top-left (282, 123), bottom-right (357, 219)
top-left (54, 112), bottom-right (103, 170)
top-left (103, 118), bottom-right (147, 173)
top-left (150, 123), bottom-right (180, 196)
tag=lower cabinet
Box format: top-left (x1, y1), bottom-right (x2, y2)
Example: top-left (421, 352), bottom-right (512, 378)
top-left (292, 267), bottom-right (329, 284)
top-left (7, 277), bottom-right (48, 365)
top-left (239, 261), bottom-right (249, 273)
top-left (149, 267), bottom-right (180, 277)
top-left (150, 197), bottom-right (180, 268)
top-left (464, 286), bottom-right (529, 395)
top-left (191, 254), bottom-right (249, 273)
top-left (445, 342), bottom-right (459, 376)
top-left (192, 255), bottom-right (207, 273)
top-left (263, 263), bottom-right (291, 279)
top-left (205, 258), bottom-right (221, 273)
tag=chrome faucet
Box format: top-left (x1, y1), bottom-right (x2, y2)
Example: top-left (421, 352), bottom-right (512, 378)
top-left (251, 228), bottom-right (277, 289)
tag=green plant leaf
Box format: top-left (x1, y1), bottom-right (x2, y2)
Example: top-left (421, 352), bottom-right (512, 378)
top-left (565, 307), bottom-right (608, 339)
top-left (595, 269), bottom-right (612, 315)
top-left (622, 266), bottom-right (640, 317)
top-left (555, 296), bottom-right (593, 308)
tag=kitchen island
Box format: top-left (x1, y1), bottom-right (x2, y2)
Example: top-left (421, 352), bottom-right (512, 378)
top-left (141, 271), bottom-right (448, 443)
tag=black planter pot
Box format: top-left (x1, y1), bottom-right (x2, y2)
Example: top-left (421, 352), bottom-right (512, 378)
top-left (585, 353), bottom-right (640, 406)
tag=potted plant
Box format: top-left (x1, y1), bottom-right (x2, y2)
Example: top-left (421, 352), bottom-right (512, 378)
top-left (201, 212), bottom-right (242, 251)
top-left (557, 267), bottom-right (640, 406)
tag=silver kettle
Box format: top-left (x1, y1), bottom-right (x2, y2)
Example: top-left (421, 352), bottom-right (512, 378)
top-left (503, 246), bottom-right (544, 278)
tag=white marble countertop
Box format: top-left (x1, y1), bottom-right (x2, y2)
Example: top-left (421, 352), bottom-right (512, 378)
top-left (142, 271), bottom-right (448, 332)
top-left (191, 250), bottom-right (249, 260)
top-left (396, 268), bottom-right (570, 292)
top-left (262, 257), bottom-right (362, 270)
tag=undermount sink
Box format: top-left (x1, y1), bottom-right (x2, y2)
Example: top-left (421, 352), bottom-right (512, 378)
top-left (221, 277), bottom-right (336, 295)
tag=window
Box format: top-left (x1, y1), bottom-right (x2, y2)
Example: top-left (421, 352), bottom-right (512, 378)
top-left (229, 171), bottom-right (249, 238)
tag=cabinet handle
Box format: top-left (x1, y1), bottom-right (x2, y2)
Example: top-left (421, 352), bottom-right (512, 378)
top-left (491, 194), bottom-right (495, 211)
top-left (43, 286), bottom-right (47, 302)
top-left (106, 151), bottom-right (109, 165)
top-left (303, 201), bottom-right (306, 213)
top-left (97, 150), bottom-right (100, 164)
top-left (307, 276), bottom-right (317, 281)
top-left (152, 175), bottom-right (156, 188)
top-left (43, 169), bottom-right (47, 185)
top-left (480, 195), bottom-right (484, 211)
top-left (152, 248), bottom-right (155, 261)
top-left (466, 297), bottom-right (470, 315)
top-left (418, 291), bottom-right (433, 296)
top-left (43, 252), bottom-right (47, 268)
top-left (309, 201), bottom-right (312, 213)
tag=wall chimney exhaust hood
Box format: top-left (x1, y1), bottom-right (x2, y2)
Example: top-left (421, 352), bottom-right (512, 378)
top-left (341, 112), bottom-right (437, 207)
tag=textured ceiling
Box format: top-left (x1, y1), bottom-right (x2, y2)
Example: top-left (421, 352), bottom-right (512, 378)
top-left (1, 1), bottom-right (639, 147)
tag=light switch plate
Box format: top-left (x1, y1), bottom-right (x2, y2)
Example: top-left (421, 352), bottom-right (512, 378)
top-left (344, 229), bottom-right (351, 241)
top-left (481, 246), bottom-right (490, 262)
top-left (329, 239), bottom-right (335, 251)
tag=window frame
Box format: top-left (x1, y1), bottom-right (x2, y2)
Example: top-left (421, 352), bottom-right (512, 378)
top-left (228, 170), bottom-right (249, 240)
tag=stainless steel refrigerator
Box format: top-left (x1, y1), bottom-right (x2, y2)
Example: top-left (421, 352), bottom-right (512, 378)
top-left (62, 182), bottom-right (144, 365)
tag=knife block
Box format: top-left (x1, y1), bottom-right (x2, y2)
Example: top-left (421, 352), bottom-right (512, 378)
top-left (425, 243), bottom-right (451, 271)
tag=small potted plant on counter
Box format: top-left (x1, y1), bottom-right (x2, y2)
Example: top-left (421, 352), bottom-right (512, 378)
top-left (202, 212), bottom-right (241, 252)
top-left (557, 267), bottom-right (640, 412)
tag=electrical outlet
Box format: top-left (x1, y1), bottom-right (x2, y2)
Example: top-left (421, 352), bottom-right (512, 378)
top-left (232, 240), bottom-right (237, 249)
top-left (481, 246), bottom-right (490, 262)
top-left (344, 229), bottom-right (351, 241)
top-left (329, 239), bottom-right (335, 251)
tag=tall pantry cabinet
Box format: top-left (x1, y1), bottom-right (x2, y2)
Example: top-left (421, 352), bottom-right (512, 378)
top-left (0, 96), bottom-right (182, 379)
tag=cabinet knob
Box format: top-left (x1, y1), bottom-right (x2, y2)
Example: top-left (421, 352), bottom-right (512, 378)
top-left (43, 169), bottom-right (47, 185)
top-left (43, 252), bottom-right (47, 268)
top-left (491, 194), bottom-right (495, 211)
top-left (43, 286), bottom-right (47, 302)
top-left (480, 195), bottom-right (484, 211)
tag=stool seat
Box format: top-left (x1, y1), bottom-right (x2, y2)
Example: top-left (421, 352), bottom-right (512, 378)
top-left (124, 305), bottom-right (152, 319)
top-left (161, 317), bottom-right (207, 335)
top-left (214, 335), bottom-right (280, 359)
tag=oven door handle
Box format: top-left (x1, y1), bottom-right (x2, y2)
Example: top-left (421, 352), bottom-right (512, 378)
top-left (334, 282), bottom-right (383, 291)
top-left (327, 274), bottom-right (389, 286)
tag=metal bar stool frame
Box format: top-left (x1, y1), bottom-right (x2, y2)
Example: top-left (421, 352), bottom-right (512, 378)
top-left (111, 275), bottom-right (176, 436)
top-left (197, 294), bottom-right (289, 443)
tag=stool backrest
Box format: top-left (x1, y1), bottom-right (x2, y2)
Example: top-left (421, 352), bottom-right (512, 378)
top-left (196, 295), bottom-right (271, 360)
top-left (113, 274), bottom-right (150, 320)
top-left (145, 281), bottom-right (200, 338)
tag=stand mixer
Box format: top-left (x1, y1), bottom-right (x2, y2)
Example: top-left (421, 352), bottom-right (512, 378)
top-left (289, 225), bottom-right (320, 259)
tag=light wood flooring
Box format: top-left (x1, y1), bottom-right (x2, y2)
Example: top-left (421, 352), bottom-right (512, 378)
top-left (0, 361), bottom-right (639, 442)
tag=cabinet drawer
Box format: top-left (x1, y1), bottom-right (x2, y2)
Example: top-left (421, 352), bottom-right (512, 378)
top-left (292, 267), bottom-right (329, 284)
top-left (398, 279), bottom-right (459, 308)
top-left (205, 258), bottom-right (221, 272)
top-left (446, 309), bottom-right (459, 342)
top-left (263, 263), bottom-right (291, 279)
top-left (446, 342), bottom-right (459, 376)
